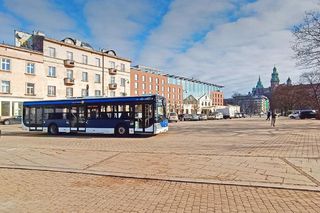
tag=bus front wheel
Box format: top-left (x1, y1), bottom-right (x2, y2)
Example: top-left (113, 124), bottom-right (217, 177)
top-left (48, 124), bottom-right (59, 135)
top-left (116, 125), bottom-right (128, 136)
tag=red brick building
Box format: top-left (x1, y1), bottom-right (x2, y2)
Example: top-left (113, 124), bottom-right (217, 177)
top-left (211, 91), bottom-right (224, 106)
top-left (130, 67), bottom-right (183, 113)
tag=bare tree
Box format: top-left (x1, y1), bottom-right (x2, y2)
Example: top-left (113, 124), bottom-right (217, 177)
top-left (300, 71), bottom-right (320, 118)
top-left (292, 11), bottom-right (320, 69)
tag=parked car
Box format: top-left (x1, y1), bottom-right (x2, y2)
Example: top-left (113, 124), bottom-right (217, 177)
top-left (199, 114), bottom-right (208, 120)
top-left (299, 110), bottom-right (317, 119)
top-left (0, 116), bottom-right (22, 125)
top-left (183, 114), bottom-right (193, 121)
top-left (235, 113), bottom-right (242, 118)
top-left (288, 111), bottom-right (300, 119)
top-left (208, 112), bottom-right (223, 120)
top-left (168, 112), bottom-right (179, 122)
top-left (190, 114), bottom-right (200, 121)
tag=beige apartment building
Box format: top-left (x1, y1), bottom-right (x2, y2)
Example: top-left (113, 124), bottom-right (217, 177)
top-left (0, 31), bottom-right (131, 118)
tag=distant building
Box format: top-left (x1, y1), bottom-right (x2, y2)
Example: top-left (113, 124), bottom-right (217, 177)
top-left (130, 65), bottom-right (224, 114)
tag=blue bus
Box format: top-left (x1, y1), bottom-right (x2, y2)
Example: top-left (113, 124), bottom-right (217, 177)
top-left (22, 95), bottom-right (168, 136)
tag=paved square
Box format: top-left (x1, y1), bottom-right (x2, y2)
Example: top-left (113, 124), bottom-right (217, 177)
top-left (0, 117), bottom-right (320, 212)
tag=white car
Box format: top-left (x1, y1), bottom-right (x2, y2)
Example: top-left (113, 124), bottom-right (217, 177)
top-left (168, 112), bottom-right (179, 122)
top-left (288, 111), bottom-right (300, 119)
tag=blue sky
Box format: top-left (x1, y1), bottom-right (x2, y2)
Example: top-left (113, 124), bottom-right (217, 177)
top-left (1, 0), bottom-right (320, 97)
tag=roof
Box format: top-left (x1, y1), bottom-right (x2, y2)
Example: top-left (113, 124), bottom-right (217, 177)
top-left (23, 95), bottom-right (161, 107)
top-left (44, 37), bottom-right (131, 62)
top-left (165, 74), bottom-right (224, 88)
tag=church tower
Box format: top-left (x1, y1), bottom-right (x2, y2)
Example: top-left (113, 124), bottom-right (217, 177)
top-left (286, 77), bottom-right (292, 86)
top-left (271, 66), bottom-right (280, 90)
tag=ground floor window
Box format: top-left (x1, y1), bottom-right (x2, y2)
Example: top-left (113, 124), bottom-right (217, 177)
top-left (1, 101), bottom-right (10, 116)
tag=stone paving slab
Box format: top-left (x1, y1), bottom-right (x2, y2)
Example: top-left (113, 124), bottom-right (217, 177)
top-left (0, 147), bottom-right (319, 191)
top-left (1, 169), bottom-right (320, 213)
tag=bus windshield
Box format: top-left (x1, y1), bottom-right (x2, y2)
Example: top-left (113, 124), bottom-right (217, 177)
top-left (156, 98), bottom-right (166, 122)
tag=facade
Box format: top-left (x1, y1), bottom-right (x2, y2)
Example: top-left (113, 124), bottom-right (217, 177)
top-left (131, 65), bottom-right (224, 114)
top-left (211, 91), bottom-right (224, 106)
top-left (0, 31), bottom-right (131, 118)
top-left (130, 66), bottom-right (183, 113)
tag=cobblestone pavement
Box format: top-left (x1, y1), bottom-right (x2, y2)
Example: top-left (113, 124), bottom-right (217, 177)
top-left (1, 169), bottom-right (320, 213)
top-left (0, 117), bottom-right (320, 211)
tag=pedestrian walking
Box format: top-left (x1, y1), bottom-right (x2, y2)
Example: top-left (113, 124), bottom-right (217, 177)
top-left (271, 110), bottom-right (276, 127)
top-left (266, 111), bottom-right (271, 121)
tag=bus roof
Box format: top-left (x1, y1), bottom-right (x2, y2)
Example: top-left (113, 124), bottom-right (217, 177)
top-left (23, 95), bottom-right (163, 107)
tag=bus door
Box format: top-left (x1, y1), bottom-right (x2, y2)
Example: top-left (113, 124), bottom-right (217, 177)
top-left (134, 103), bottom-right (154, 133)
top-left (29, 107), bottom-right (43, 131)
top-left (69, 106), bottom-right (86, 132)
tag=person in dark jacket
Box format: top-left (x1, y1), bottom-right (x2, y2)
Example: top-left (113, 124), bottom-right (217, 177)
top-left (266, 111), bottom-right (271, 121)
top-left (271, 110), bottom-right (276, 127)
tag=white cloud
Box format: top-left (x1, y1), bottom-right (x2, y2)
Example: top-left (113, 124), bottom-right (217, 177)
top-left (139, 0), bottom-right (236, 67)
top-left (84, 0), bottom-right (156, 58)
top-left (3, 0), bottom-right (76, 40)
top-left (138, 0), bottom-right (320, 97)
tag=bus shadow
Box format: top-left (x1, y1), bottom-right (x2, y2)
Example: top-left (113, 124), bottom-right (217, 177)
top-left (1, 132), bottom-right (155, 139)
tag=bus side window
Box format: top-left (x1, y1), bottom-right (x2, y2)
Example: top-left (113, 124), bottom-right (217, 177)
top-left (30, 107), bottom-right (36, 124)
top-left (106, 105), bottom-right (113, 119)
top-left (100, 105), bottom-right (107, 119)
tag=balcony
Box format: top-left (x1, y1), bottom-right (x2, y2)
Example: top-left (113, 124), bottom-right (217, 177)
top-left (109, 83), bottom-right (117, 90)
top-left (64, 59), bottom-right (75, 68)
top-left (108, 68), bottom-right (117, 75)
top-left (64, 78), bottom-right (75, 86)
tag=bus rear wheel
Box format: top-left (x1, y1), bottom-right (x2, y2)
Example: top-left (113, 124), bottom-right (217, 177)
top-left (116, 125), bottom-right (128, 136)
top-left (48, 124), bottom-right (59, 135)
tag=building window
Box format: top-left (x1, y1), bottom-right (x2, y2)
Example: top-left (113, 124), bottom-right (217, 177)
top-left (95, 74), bottom-right (101, 83)
top-left (110, 91), bottom-right (115, 97)
top-left (142, 75), bottom-right (146, 82)
top-left (66, 69), bottom-right (73, 79)
top-left (67, 51), bottom-right (73, 60)
top-left (95, 58), bottom-right (101, 67)
top-left (1, 58), bottom-right (11, 71)
top-left (161, 79), bottom-right (164, 84)
top-left (134, 90), bottom-right (138, 95)
top-left (121, 78), bottom-right (126, 86)
top-left (173, 88), bottom-right (175, 93)
top-left (149, 77), bottom-right (152, 83)
top-left (167, 87), bottom-right (170, 92)
top-left (120, 63), bottom-right (125, 72)
top-left (66, 88), bottom-right (73, 97)
top-left (156, 78), bottom-right (159, 84)
top-left (1, 81), bottom-right (10, 93)
top-left (156, 85), bottom-right (159, 91)
top-left (26, 63), bottom-right (35, 74)
top-left (95, 90), bottom-right (101, 96)
top-left (47, 85), bottom-right (56, 96)
top-left (162, 86), bottom-right (164, 92)
top-left (142, 83), bottom-right (146, 90)
top-left (82, 72), bottom-right (88, 82)
top-left (1, 101), bottom-right (10, 116)
top-left (26, 83), bottom-right (35, 95)
top-left (134, 74), bottom-right (138, 81)
top-left (82, 55), bottom-right (88, 64)
top-left (134, 82), bottom-right (138, 89)
top-left (110, 61), bottom-right (115, 68)
top-left (110, 76), bottom-right (115, 84)
top-left (49, 47), bottom-right (56, 57)
top-left (81, 89), bottom-right (88, 97)
top-left (149, 84), bottom-right (152, 90)
top-left (48, 66), bottom-right (56, 77)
